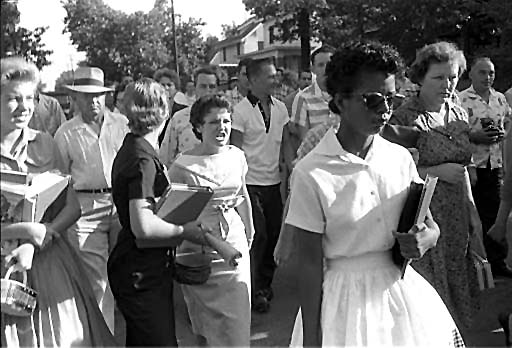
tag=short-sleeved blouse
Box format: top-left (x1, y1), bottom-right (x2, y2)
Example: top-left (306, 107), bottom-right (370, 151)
top-left (286, 129), bottom-right (420, 259)
top-left (109, 133), bottom-right (171, 281)
top-left (390, 95), bottom-right (472, 167)
top-left (0, 128), bottom-right (64, 173)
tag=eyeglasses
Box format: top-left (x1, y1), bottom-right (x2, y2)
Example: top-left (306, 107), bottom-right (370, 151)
top-left (352, 92), bottom-right (404, 112)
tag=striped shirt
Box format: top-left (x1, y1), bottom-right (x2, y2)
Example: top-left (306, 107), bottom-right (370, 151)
top-left (290, 79), bottom-right (331, 130)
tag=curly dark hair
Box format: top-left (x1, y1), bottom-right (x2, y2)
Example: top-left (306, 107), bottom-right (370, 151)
top-left (189, 94), bottom-right (231, 141)
top-left (325, 41), bottom-right (404, 103)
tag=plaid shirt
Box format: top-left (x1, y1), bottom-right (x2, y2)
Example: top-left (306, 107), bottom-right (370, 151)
top-left (460, 85), bottom-right (511, 168)
top-left (295, 113), bottom-right (341, 163)
top-left (225, 87), bottom-right (245, 106)
top-left (274, 83), bottom-right (295, 102)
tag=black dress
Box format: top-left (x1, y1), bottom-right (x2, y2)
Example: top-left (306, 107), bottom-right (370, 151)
top-left (107, 133), bottom-right (177, 346)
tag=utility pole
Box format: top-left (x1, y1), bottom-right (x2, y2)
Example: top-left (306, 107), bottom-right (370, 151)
top-left (298, 7), bottom-right (310, 72)
top-left (170, 0), bottom-right (180, 78)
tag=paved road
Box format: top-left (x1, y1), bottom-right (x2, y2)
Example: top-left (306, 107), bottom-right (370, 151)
top-left (116, 253), bottom-right (512, 347)
top-left (172, 255), bottom-right (512, 347)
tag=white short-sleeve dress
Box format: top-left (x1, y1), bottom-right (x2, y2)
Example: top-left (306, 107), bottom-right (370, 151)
top-left (168, 145), bottom-right (251, 347)
top-left (286, 129), bottom-right (464, 347)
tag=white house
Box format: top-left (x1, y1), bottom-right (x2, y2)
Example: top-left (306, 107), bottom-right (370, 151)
top-left (210, 16), bottom-right (319, 73)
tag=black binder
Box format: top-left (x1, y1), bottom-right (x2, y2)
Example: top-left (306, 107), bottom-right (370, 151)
top-left (393, 175), bottom-right (438, 278)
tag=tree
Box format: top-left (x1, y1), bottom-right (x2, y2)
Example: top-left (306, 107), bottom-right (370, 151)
top-left (243, 0), bottom-right (511, 89)
top-left (1, 0), bottom-right (52, 69)
top-left (243, 0), bottom-right (328, 70)
top-left (221, 22), bottom-right (239, 39)
top-left (63, 0), bottom-right (212, 82)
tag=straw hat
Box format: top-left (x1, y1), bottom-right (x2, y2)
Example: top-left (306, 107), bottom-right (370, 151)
top-left (65, 67), bottom-right (113, 93)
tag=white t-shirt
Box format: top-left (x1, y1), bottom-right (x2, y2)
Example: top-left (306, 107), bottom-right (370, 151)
top-left (232, 95), bottom-right (289, 185)
top-left (286, 128), bottom-right (421, 259)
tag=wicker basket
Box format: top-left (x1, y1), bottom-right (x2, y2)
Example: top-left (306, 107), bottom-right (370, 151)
top-left (1, 266), bottom-right (37, 316)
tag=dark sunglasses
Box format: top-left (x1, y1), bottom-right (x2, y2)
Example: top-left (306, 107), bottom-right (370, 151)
top-left (355, 92), bottom-right (404, 112)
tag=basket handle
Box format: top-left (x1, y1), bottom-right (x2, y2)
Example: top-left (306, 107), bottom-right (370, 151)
top-left (4, 265), bottom-right (27, 285)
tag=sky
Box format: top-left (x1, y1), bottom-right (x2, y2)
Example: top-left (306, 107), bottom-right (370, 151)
top-left (17, 0), bottom-right (251, 90)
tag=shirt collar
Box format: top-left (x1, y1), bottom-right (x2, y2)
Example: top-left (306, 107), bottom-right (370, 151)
top-left (0, 128), bottom-right (39, 159)
top-left (312, 77), bottom-right (331, 101)
top-left (313, 127), bottom-right (384, 164)
top-left (399, 94), bottom-right (458, 114)
top-left (71, 109), bottom-right (113, 130)
top-left (247, 90), bottom-right (274, 107)
top-left (465, 85), bottom-right (498, 99)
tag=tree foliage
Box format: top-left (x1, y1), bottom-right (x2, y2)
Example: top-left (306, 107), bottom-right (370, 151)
top-left (62, 0), bottom-right (212, 82)
top-left (1, 0), bottom-right (52, 69)
top-left (243, 0), bottom-right (512, 89)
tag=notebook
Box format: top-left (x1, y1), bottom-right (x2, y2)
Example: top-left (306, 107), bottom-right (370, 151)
top-left (1, 170), bottom-right (70, 225)
top-left (395, 175), bottom-right (438, 279)
top-left (135, 183), bottom-right (214, 248)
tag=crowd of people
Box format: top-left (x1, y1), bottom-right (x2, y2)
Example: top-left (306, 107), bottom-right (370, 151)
top-left (1, 36), bottom-right (511, 348)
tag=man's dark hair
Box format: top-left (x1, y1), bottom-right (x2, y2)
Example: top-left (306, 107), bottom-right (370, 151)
top-left (246, 58), bottom-right (274, 82)
top-left (325, 41), bottom-right (404, 98)
top-left (311, 45), bottom-right (335, 65)
top-left (237, 58), bottom-right (252, 74)
top-left (193, 66), bottom-right (219, 86)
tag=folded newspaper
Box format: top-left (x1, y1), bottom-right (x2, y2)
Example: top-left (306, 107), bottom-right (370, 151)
top-left (1, 170), bottom-right (70, 225)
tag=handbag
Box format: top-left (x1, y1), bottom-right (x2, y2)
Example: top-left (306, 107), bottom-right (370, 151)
top-left (471, 251), bottom-right (495, 290)
top-left (1, 265), bottom-right (37, 316)
top-left (173, 247), bottom-right (212, 285)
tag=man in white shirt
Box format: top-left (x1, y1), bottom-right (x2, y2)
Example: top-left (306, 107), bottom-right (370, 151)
top-left (231, 58), bottom-right (289, 313)
top-left (54, 67), bottom-right (129, 332)
top-left (159, 66), bottom-right (219, 167)
top-left (459, 57), bottom-right (512, 277)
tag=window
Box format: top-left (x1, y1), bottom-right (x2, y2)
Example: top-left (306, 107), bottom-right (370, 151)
top-left (223, 48), bottom-right (226, 62)
top-left (269, 25), bottom-right (275, 44)
top-left (258, 41), bottom-right (264, 50)
top-left (237, 43), bottom-right (241, 56)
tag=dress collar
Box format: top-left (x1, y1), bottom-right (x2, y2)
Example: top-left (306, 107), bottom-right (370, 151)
top-left (312, 127), bottom-right (383, 164)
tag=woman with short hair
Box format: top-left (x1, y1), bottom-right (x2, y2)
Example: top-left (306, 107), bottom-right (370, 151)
top-left (287, 41), bottom-right (463, 347)
top-left (391, 41), bottom-right (483, 331)
top-left (107, 78), bottom-right (208, 346)
top-left (168, 94), bottom-right (255, 346)
top-left (1, 56), bottom-right (115, 346)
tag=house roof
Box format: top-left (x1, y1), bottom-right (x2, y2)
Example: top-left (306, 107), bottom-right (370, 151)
top-left (239, 45), bottom-right (303, 59)
top-left (215, 17), bottom-right (262, 49)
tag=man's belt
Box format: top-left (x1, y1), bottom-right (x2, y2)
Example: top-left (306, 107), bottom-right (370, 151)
top-left (76, 188), bottom-right (112, 194)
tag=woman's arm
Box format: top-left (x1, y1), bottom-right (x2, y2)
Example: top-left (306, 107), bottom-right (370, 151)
top-left (417, 163), bottom-right (466, 183)
top-left (237, 182), bottom-right (255, 247)
top-left (297, 227), bottom-right (323, 347)
top-left (46, 185), bottom-right (81, 235)
top-left (129, 198), bottom-right (206, 246)
top-left (463, 167), bottom-right (486, 257)
top-left (1, 185), bottom-right (81, 246)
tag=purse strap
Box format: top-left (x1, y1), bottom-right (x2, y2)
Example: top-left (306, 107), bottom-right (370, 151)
top-left (4, 265), bottom-right (27, 285)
